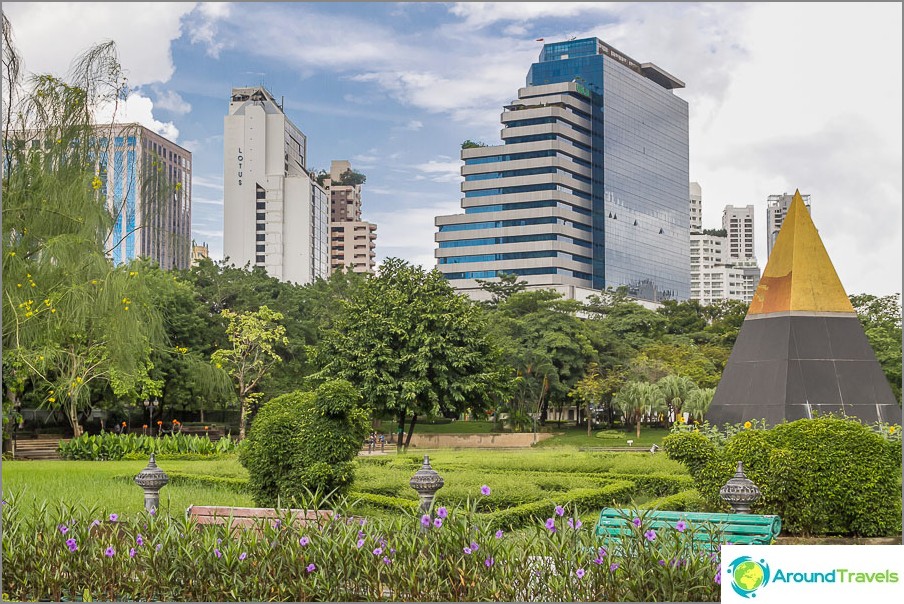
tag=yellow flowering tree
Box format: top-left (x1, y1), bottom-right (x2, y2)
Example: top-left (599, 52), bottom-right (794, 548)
top-left (1, 19), bottom-right (165, 436)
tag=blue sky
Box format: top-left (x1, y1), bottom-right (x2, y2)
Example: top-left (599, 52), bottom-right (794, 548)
top-left (3, 2), bottom-right (902, 296)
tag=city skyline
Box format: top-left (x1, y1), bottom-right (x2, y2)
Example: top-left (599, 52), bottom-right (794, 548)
top-left (3, 2), bottom-right (901, 296)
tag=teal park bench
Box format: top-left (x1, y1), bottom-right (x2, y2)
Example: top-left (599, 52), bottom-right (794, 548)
top-left (595, 508), bottom-right (781, 552)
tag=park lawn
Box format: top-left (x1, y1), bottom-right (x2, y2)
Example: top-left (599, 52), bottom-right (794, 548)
top-left (535, 426), bottom-right (672, 448)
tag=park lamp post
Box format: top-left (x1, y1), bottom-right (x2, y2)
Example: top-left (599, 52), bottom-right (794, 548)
top-left (409, 455), bottom-right (444, 530)
top-left (719, 461), bottom-right (761, 514)
top-left (143, 397), bottom-right (160, 436)
top-left (134, 453), bottom-right (169, 514)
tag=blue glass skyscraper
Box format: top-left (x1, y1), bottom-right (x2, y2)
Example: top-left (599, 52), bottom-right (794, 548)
top-left (435, 38), bottom-right (689, 301)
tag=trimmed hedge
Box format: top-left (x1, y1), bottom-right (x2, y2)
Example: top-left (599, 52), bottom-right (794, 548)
top-left (348, 491), bottom-right (419, 513)
top-left (663, 416), bottom-right (902, 536)
top-left (483, 480), bottom-right (635, 530)
top-left (641, 489), bottom-right (709, 513)
top-left (239, 381), bottom-right (370, 507)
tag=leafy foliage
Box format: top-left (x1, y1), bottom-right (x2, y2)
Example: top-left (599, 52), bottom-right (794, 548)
top-left (58, 432), bottom-right (238, 460)
top-left (849, 292), bottom-right (902, 402)
top-left (662, 416), bottom-right (903, 536)
top-left (238, 381), bottom-right (370, 506)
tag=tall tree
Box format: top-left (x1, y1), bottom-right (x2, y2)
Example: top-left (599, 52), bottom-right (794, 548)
top-left (655, 374), bottom-right (697, 427)
top-left (211, 306), bottom-right (288, 440)
top-left (568, 362), bottom-right (604, 436)
top-left (314, 258), bottom-right (510, 452)
top-left (613, 381), bottom-right (666, 439)
top-left (683, 387), bottom-right (716, 422)
top-left (475, 272), bottom-right (528, 308)
top-left (849, 293), bottom-right (902, 402)
top-left (1, 22), bottom-right (165, 436)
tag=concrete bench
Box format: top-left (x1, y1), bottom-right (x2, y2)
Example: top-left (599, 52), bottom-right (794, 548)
top-left (186, 505), bottom-right (334, 531)
top-left (595, 507), bottom-right (781, 551)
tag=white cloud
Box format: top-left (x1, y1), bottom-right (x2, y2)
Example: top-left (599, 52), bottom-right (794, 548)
top-left (405, 120), bottom-right (424, 131)
top-left (2, 2), bottom-right (196, 86)
top-left (186, 2), bottom-right (233, 58)
top-left (192, 175), bottom-right (225, 191)
top-left (94, 93), bottom-right (180, 141)
top-left (153, 88), bottom-right (192, 115)
top-left (448, 3), bottom-right (620, 28)
top-left (368, 202), bottom-right (462, 269)
top-left (413, 160), bottom-right (463, 183)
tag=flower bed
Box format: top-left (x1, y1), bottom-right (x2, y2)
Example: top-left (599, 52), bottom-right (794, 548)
top-left (1, 487), bottom-right (722, 602)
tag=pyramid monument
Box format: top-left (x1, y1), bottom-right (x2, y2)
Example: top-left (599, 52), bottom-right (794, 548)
top-left (707, 190), bottom-right (901, 426)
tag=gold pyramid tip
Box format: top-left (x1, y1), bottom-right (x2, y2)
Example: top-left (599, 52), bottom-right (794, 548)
top-left (748, 189), bottom-right (854, 316)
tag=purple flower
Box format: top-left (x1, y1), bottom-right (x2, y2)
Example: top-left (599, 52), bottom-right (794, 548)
top-left (437, 506), bottom-right (448, 518)
top-left (383, 556), bottom-right (392, 565)
top-left (554, 505), bottom-right (564, 517)
top-left (373, 547), bottom-right (383, 556)
top-left (390, 547), bottom-right (395, 554)
top-left (299, 536), bottom-right (310, 547)
top-left (421, 514), bottom-right (431, 527)
top-left (214, 548), bottom-right (221, 558)
top-left (58, 524), bottom-right (68, 535)
top-left (129, 548), bottom-right (136, 558)
top-left (484, 557), bottom-right (494, 568)
top-left (470, 541), bottom-right (479, 551)
top-left (598, 546), bottom-right (607, 557)
top-left (495, 530), bottom-right (504, 539)
top-left (136, 534), bottom-right (144, 546)
top-left (433, 518), bottom-right (443, 528)
top-left (610, 562), bottom-right (619, 572)
top-left (463, 547), bottom-right (472, 555)
top-left (66, 538), bottom-right (77, 552)
top-left (715, 572), bottom-right (722, 585)
top-left (217, 538), bottom-right (222, 544)
top-left (576, 568), bottom-right (586, 579)
top-left (239, 552), bottom-right (247, 561)
top-left (480, 485), bottom-right (491, 496)
top-left (358, 530), bottom-right (365, 539)
top-left (360, 518), bottom-right (367, 526)
top-left (155, 544), bottom-right (162, 552)
top-left (307, 563), bottom-right (316, 573)
top-left (659, 559), bottom-right (666, 566)
top-left (357, 539), bottom-right (365, 548)
top-left (104, 546), bottom-right (115, 558)
top-left (545, 518), bottom-right (556, 531)
top-left (109, 513), bottom-right (118, 522)
top-left (593, 557), bottom-right (604, 565)
top-left (645, 529), bottom-right (657, 542)
top-left (149, 507), bottom-right (157, 516)
top-left (90, 519), bottom-right (100, 528)
top-left (632, 517), bottom-right (641, 527)
top-left (675, 520), bottom-right (687, 533)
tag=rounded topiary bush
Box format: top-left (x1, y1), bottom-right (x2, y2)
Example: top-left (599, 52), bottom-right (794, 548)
top-left (662, 416), bottom-right (902, 537)
top-left (238, 380), bottom-right (370, 507)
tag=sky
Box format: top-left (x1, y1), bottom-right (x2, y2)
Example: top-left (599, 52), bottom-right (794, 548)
top-left (3, 2), bottom-right (902, 296)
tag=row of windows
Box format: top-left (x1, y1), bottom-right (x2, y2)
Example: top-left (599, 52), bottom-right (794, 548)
top-left (504, 116), bottom-right (592, 137)
top-left (438, 233), bottom-right (592, 249)
top-left (439, 216), bottom-right (592, 233)
top-left (438, 250), bottom-right (592, 265)
top-left (464, 200), bottom-right (591, 216)
top-left (465, 149), bottom-right (592, 170)
top-left (465, 183), bottom-right (590, 200)
top-left (465, 166), bottom-right (556, 181)
top-left (444, 267), bottom-right (593, 281)
top-left (504, 133), bottom-right (592, 153)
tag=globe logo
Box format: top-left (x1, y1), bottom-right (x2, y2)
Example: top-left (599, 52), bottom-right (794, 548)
top-left (726, 556), bottom-right (771, 598)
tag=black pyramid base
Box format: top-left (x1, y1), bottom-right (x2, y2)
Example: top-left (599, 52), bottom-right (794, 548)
top-left (707, 314), bottom-right (902, 426)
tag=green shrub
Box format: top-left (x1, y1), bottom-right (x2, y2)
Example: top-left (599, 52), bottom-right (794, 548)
top-left (483, 480), bottom-right (635, 530)
top-left (642, 489), bottom-right (709, 512)
top-left (662, 416), bottom-right (902, 536)
top-left (59, 433), bottom-right (239, 460)
top-left (595, 430), bottom-right (624, 440)
top-left (348, 491), bottom-right (419, 512)
top-left (238, 380), bottom-right (370, 507)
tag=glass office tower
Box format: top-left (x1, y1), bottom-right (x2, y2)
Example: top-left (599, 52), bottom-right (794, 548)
top-left (435, 38), bottom-right (689, 302)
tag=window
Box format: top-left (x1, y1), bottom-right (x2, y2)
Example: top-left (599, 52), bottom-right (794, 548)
top-left (256, 223), bottom-right (265, 231)
top-left (256, 202), bottom-right (265, 210)
top-left (256, 244), bottom-right (265, 252)
top-left (256, 185), bottom-right (266, 200)
top-left (256, 255), bottom-right (265, 263)
top-left (256, 213), bottom-right (266, 221)
top-left (256, 234), bottom-right (265, 242)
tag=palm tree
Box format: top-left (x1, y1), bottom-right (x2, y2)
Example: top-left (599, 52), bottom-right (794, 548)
top-left (683, 387), bottom-right (716, 423)
top-left (613, 381), bottom-right (666, 439)
top-left (656, 375), bottom-right (696, 426)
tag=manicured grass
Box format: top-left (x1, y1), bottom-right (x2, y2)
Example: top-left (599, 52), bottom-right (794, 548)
top-left (1, 458), bottom-right (254, 519)
top-left (534, 426), bottom-right (672, 448)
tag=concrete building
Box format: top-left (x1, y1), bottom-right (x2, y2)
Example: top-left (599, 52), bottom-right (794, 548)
top-left (223, 86), bottom-right (329, 284)
top-left (689, 181), bottom-right (703, 233)
top-left (191, 241), bottom-right (209, 265)
top-left (93, 123), bottom-right (192, 270)
top-left (767, 192), bottom-right (811, 257)
top-left (323, 160), bottom-right (377, 274)
top-left (721, 204), bottom-right (755, 261)
top-left (435, 37), bottom-right (690, 303)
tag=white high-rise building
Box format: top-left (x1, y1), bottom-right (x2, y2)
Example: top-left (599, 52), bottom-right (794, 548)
top-left (689, 181), bottom-right (702, 233)
top-left (767, 192), bottom-right (811, 257)
top-left (223, 86), bottom-right (329, 284)
top-left (721, 204), bottom-right (755, 261)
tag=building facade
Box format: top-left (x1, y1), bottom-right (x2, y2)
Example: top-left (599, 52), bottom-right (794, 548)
top-left (191, 241), bottom-right (209, 265)
top-left (435, 38), bottom-right (690, 302)
top-left (223, 86), bottom-right (329, 284)
top-left (97, 124), bottom-right (192, 270)
top-left (767, 192), bottom-right (811, 257)
top-left (689, 181), bottom-right (703, 233)
top-left (324, 160), bottom-right (377, 274)
top-left (721, 204), bottom-right (755, 261)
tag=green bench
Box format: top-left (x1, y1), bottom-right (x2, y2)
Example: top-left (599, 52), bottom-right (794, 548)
top-left (595, 508), bottom-right (781, 552)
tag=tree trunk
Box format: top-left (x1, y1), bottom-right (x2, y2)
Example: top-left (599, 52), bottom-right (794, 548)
top-left (66, 400), bottom-right (84, 438)
top-left (587, 400), bottom-right (592, 437)
top-left (403, 414), bottom-right (418, 452)
top-left (396, 411), bottom-right (406, 454)
top-left (200, 408), bottom-right (205, 423)
top-left (239, 398), bottom-right (248, 440)
top-left (635, 416), bottom-right (641, 439)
